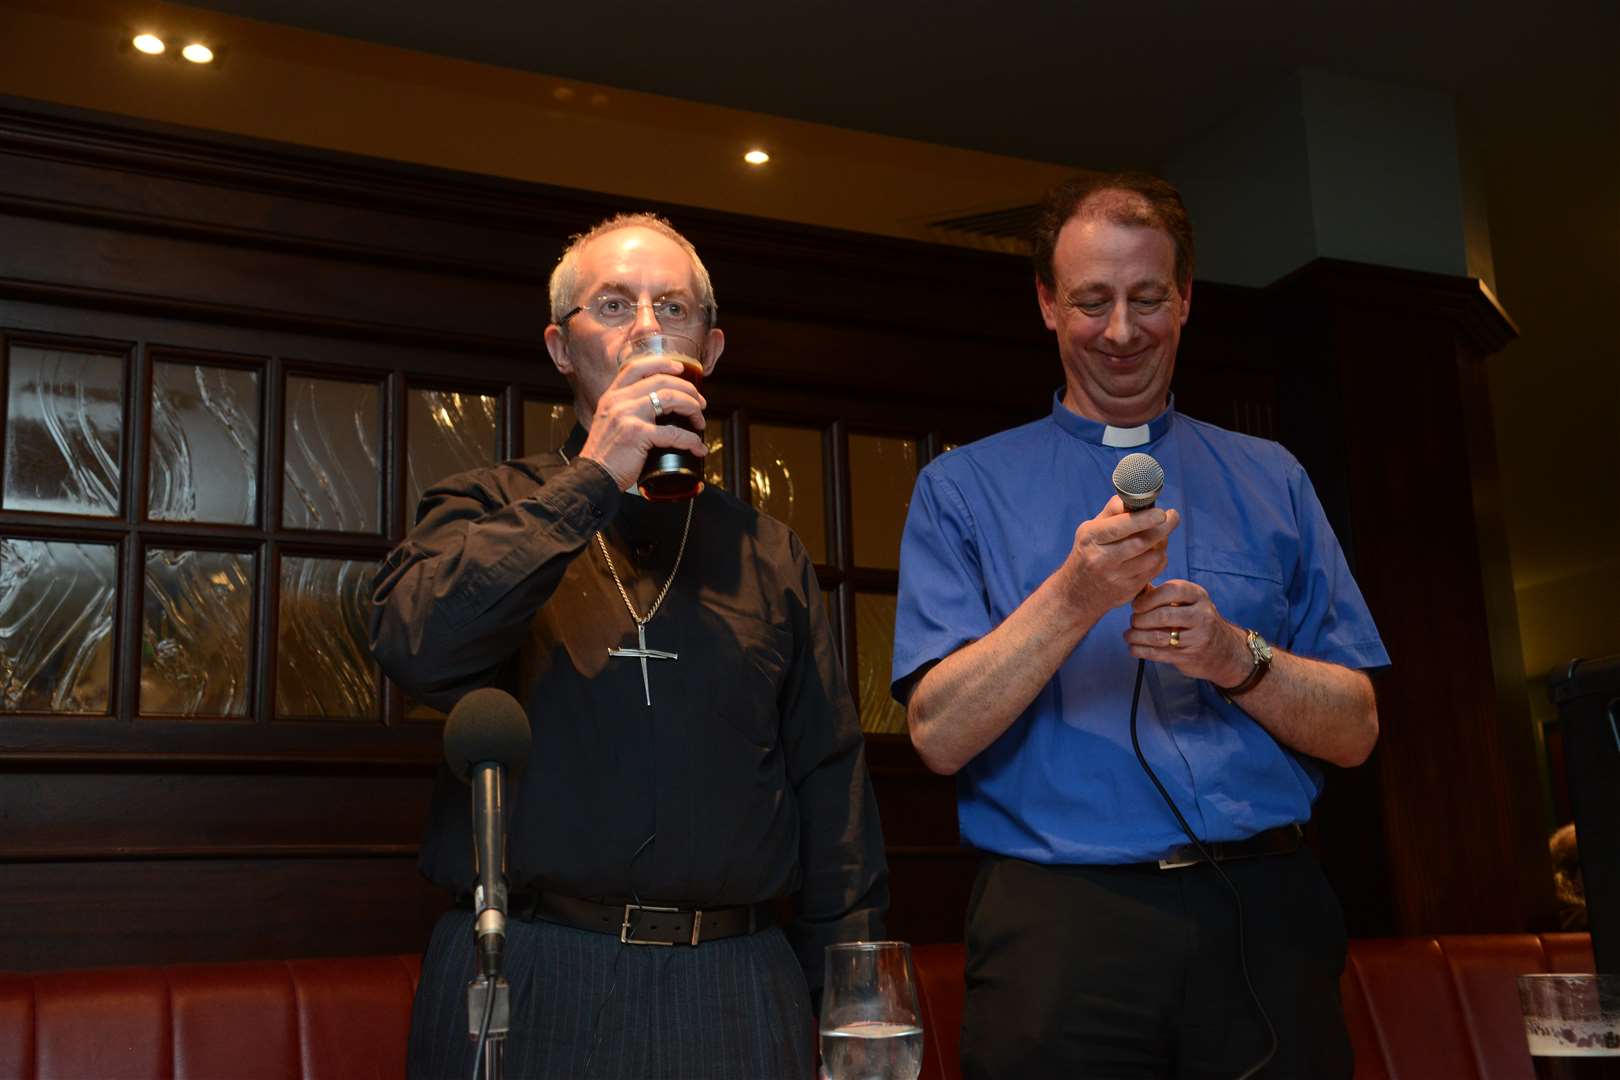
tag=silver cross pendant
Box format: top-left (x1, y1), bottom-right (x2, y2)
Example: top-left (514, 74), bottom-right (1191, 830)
top-left (607, 622), bottom-right (678, 706)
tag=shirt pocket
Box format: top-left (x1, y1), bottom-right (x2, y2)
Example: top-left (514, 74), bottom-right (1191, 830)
top-left (706, 608), bottom-right (791, 751)
top-left (1186, 545), bottom-right (1288, 643)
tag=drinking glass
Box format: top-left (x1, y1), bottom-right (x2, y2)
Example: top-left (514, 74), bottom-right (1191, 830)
top-left (820, 941), bottom-right (924, 1080)
top-left (1518, 973), bottom-right (1620, 1079)
top-left (617, 332), bottom-right (705, 501)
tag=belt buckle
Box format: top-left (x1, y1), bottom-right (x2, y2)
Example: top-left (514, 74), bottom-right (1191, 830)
top-left (620, 902), bottom-right (680, 946)
top-left (1157, 855), bottom-right (1199, 870)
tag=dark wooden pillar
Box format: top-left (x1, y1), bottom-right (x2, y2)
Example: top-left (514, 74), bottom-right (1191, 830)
top-left (1272, 259), bottom-right (1555, 936)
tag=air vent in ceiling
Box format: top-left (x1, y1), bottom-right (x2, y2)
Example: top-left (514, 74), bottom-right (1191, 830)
top-left (925, 203), bottom-right (1038, 253)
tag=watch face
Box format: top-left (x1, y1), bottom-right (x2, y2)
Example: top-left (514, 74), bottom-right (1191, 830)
top-left (1253, 633), bottom-right (1274, 662)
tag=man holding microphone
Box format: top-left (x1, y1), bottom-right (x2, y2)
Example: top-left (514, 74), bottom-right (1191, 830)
top-left (892, 174), bottom-right (1388, 1078)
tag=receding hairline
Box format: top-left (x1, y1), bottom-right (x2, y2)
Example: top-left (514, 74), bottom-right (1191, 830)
top-left (570, 226), bottom-right (701, 293)
top-left (547, 212), bottom-right (718, 327)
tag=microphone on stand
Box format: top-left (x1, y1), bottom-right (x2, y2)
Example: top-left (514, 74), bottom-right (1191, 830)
top-left (444, 687), bottom-right (530, 1080)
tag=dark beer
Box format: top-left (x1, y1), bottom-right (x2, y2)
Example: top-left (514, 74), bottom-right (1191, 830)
top-left (1530, 1053), bottom-right (1620, 1079)
top-left (639, 356), bottom-right (704, 501)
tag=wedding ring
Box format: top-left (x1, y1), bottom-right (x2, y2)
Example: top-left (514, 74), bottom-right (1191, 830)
top-left (1169, 629), bottom-right (1181, 648)
top-left (649, 391), bottom-right (662, 417)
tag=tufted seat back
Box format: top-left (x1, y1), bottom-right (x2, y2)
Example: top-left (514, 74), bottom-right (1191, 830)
top-left (0, 954), bottom-right (419, 1080)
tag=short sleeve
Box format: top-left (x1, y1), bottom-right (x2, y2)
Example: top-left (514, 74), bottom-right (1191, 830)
top-left (1284, 458), bottom-right (1390, 672)
top-left (891, 466), bottom-right (994, 701)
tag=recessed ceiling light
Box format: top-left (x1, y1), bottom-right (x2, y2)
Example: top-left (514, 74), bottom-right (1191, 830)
top-left (132, 33), bottom-right (165, 55)
top-left (181, 43), bottom-right (214, 63)
top-left (744, 149), bottom-right (770, 166)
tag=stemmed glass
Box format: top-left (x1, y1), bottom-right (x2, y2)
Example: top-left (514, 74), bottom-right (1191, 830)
top-left (820, 941), bottom-right (924, 1080)
top-left (617, 332), bottom-right (705, 501)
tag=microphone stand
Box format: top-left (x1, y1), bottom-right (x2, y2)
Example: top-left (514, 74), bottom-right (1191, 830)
top-left (467, 764), bottom-right (510, 1080)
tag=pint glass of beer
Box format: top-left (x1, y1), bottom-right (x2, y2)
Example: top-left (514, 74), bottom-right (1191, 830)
top-left (618, 332), bottom-right (705, 501)
top-left (1518, 973), bottom-right (1620, 1079)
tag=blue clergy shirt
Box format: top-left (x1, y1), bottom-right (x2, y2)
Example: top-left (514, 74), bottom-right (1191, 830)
top-left (891, 394), bottom-right (1389, 865)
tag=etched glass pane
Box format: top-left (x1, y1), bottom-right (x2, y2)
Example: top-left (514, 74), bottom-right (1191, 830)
top-left (277, 556), bottom-right (378, 720)
top-left (407, 389), bottom-right (498, 522)
top-left (140, 548), bottom-right (253, 717)
top-left (749, 423), bottom-right (826, 563)
top-left (849, 434), bottom-right (916, 570)
top-left (148, 361), bottom-right (259, 525)
top-left (283, 376), bottom-right (382, 533)
top-left (0, 538), bottom-right (115, 712)
top-left (704, 417), bottom-right (726, 492)
top-left (523, 399), bottom-right (575, 458)
top-left (3, 346), bottom-right (123, 516)
top-left (854, 591), bottom-right (905, 735)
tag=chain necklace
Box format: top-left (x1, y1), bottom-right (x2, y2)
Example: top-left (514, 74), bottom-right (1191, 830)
top-left (560, 447), bottom-right (694, 706)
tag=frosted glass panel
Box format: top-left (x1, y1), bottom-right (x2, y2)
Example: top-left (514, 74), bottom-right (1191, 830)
top-left (523, 399), bottom-right (575, 458)
top-left (748, 423), bottom-right (826, 563)
top-left (2, 346), bottom-right (123, 516)
top-left (283, 376), bottom-right (382, 532)
top-left (148, 361), bottom-right (259, 525)
top-left (277, 556), bottom-right (378, 720)
top-left (140, 548), bottom-right (253, 717)
top-left (854, 591), bottom-right (905, 735)
top-left (407, 389), bottom-right (498, 522)
top-left (849, 434), bottom-right (916, 570)
top-left (0, 538), bottom-right (116, 712)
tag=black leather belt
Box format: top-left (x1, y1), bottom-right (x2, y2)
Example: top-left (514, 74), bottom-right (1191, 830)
top-left (508, 892), bottom-right (772, 946)
top-left (1157, 824), bottom-right (1303, 870)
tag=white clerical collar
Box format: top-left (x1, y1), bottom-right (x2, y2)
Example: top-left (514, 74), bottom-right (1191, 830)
top-left (1050, 391), bottom-right (1175, 447)
top-left (1101, 424), bottom-right (1152, 448)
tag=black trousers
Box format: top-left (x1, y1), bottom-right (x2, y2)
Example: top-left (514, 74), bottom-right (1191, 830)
top-left (407, 908), bottom-right (814, 1080)
top-left (961, 848), bottom-right (1352, 1080)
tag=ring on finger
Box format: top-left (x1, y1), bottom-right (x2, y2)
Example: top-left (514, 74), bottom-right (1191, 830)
top-left (1169, 629), bottom-right (1181, 648)
top-left (649, 390), bottom-right (662, 417)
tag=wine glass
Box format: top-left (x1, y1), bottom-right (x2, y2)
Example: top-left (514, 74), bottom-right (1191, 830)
top-left (617, 332), bottom-right (705, 501)
top-left (820, 941), bottom-right (924, 1080)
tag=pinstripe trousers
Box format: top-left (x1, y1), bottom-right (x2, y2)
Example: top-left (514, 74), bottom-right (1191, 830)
top-left (407, 908), bottom-right (815, 1079)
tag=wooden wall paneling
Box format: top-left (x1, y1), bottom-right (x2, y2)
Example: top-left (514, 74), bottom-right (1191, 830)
top-left (0, 856), bottom-right (448, 972)
top-left (1272, 260), bottom-right (1551, 936)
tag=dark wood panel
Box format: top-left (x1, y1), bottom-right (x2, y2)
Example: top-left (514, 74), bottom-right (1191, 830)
top-left (0, 767), bottom-right (434, 858)
top-left (1276, 261), bottom-right (1551, 936)
top-left (0, 856), bottom-right (448, 972)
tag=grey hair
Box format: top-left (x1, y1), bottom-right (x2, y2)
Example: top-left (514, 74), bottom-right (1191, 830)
top-left (547, 212), bottom-right (718, 328)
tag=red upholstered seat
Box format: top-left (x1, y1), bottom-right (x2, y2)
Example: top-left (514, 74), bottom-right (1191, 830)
top-left (912, 944), bottom-right (965, 1080)
top-left (0, 955), bottom-right (419, 1080)
top-left (0, 937), bottom-right (1596, 1080)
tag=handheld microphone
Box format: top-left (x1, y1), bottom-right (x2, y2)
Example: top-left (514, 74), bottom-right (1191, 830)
top-left (444, 687), bottom-right (531, 981)
top-left (1112, 452), bottom-right (1164, 511)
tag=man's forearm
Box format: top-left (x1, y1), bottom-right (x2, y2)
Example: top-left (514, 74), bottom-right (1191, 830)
top-left (907, 568), bottom-right (1105, 775)
top-left (1231, 650), bottom-right (1378, 768)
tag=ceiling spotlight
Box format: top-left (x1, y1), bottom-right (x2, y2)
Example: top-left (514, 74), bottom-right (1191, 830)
top-left (181, 43), bottom-right (214, 63)
top-left (132, 33), bottom-right (165, 55)
top-left (743, 149), bottom-right (770, 166)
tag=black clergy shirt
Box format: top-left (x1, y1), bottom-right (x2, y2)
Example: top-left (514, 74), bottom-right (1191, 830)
top-left (369, 425), bottom-right (888, 988)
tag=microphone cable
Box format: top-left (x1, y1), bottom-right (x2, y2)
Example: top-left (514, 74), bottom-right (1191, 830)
top-left (1129, 658), bottom-right (1278, 1079)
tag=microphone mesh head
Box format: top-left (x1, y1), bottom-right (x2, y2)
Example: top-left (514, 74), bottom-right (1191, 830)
top-left (1112, 453), bottom-right (1164, 511)
top-left (444, 687), bottom-right (532, 782)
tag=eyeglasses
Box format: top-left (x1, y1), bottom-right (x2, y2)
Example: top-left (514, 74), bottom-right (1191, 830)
top-left (558, 294), bottom-right (705, 332)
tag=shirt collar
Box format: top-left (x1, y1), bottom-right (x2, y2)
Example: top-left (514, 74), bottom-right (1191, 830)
top-left (1049, 391), bottom-right (1175, 447)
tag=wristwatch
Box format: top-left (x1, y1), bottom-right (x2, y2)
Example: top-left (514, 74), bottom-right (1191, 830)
top-left (1221, 628), bottom-right (1273, 698)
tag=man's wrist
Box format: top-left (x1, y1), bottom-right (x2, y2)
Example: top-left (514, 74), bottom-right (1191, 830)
top-left (1219, 623), bottom-right (1254, 688)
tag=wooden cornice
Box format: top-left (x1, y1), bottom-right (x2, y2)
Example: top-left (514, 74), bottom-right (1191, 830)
top-left (1267, 257), bottom-right (1519, 358)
